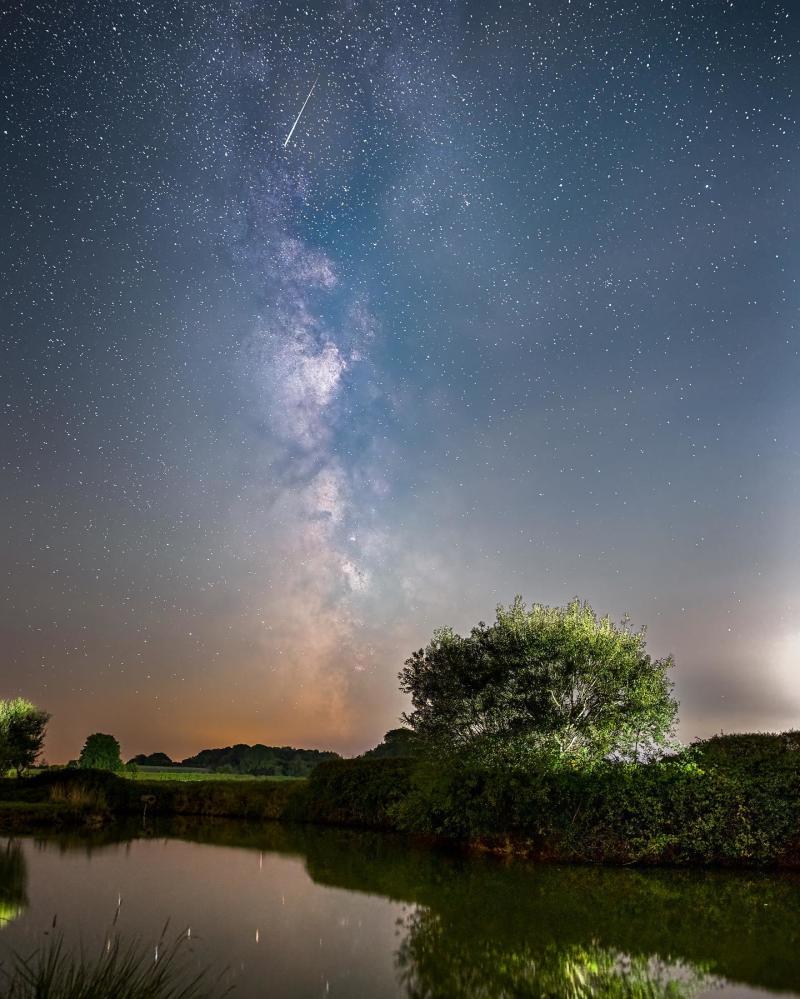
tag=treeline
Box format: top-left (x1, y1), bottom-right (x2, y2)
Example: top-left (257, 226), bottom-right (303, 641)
top-left (131, 743), bottom-right (340, 777)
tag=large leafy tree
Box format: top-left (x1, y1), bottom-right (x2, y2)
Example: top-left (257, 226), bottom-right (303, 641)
top-left (78, 733), bottom-right (123, 771)
top-left (0, 698), bottom-right (50, 777)
top-left (399, 598), bottom-right (678, 765)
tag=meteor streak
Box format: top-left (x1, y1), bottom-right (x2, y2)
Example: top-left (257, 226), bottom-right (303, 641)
top-left (283, 75), bottom-right (319, 148)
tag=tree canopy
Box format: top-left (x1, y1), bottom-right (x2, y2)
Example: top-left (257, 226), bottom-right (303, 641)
top-left (399, 597), bottom-right (678, 766)
top-left (78, 733), bottom-right (123, 771)
top-left (129, 752), bottom-right (174, 767)
top-left (180, 743), bottom-right (339, 777)
top-left (0, 698), bottom-right (50, 777)
top-left (361, 728), bottom-right (421, 760)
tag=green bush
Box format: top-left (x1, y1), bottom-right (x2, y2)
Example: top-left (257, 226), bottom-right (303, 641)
top-left (689, 731), bottom-right (800, 770)
top-left (391, 751), bottom-right (800, 866)
top-left (300, 758), bottom-right (415, 828)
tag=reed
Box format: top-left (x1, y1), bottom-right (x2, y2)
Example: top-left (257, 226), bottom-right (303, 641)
top-left (48, 784), bottom-right (107, 811)
top-left (0, 929), bottom-right (225, 999)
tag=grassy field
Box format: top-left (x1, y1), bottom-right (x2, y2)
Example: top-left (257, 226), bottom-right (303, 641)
top-left (125, 766), bottom-right (302, 782)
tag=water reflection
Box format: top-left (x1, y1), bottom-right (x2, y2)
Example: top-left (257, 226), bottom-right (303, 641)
top-left (1, 821), bottom-right (799, 998)
top-left (396, 908), bottom-right (718, 998)
top-left (0, 840), bottom-right (27, 930)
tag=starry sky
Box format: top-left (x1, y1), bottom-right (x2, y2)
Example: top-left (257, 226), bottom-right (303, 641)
top-left (2, 0), bottom-right (799, 763)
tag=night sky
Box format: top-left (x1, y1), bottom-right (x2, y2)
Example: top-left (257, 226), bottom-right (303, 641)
top-left (2, 0), bottom-right (798, 763)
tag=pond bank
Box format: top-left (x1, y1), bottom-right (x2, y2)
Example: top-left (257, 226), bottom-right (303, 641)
top-left (2, 753), bottom-right (799, 869)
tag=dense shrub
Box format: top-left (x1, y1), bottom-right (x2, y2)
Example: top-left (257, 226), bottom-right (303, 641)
top-left (28, 769), bottom-right (304, 821)
top-left (31, 768), bottom-right (132, 810)
top-left (689, 731), bottom-right (800, 770)
top-left (130, 776), bottom-right (304, 820)
top-left (300, 758), bottom-right (416, 828)
top-left (391, 752), bottom-right (800, 866)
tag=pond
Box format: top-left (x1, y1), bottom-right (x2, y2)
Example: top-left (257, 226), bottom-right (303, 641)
top-left (1, 820), bottom-right (799, 997)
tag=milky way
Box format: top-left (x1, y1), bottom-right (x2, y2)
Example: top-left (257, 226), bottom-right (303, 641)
top-left (2, 1), bottom-right (798, 760)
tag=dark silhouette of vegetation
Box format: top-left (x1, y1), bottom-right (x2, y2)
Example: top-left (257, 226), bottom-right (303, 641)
top-left (401, 598), bottom-right (678, 767)
top-left (178, 743), bottom-right (339, 777)
top-left (78, 733), bottom-right (124, 772)
top-left (361, 728), bottom-right (420, 759)
top-left (130, 752), bottom-right (174, 768)
top-left (300, 758), bottom-right (413, 828)
top-left (0, 699), bottom-right (50, 777)
top-left (0, 930), bottom-right (223, 999)
top-left (689, 730), bottom-right (800, 769)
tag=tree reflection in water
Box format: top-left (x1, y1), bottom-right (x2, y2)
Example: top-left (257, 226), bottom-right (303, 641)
top-left (397, 907), bottom-right (718, 998)
top-left (0, 841), bottom-right (28, 930)
top-left (7, 821), bottom-right (800, 997)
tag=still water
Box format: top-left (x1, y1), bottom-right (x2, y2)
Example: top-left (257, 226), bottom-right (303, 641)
top-left (1, 820), bottom-right (799, 998)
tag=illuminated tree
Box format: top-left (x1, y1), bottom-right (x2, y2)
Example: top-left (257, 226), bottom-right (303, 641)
top-left (400, 598), bottom-right (677, 766)
top-left (0, 698), bottom-right (50, 777)
top-left (78, 733), bottom-right (123, 771)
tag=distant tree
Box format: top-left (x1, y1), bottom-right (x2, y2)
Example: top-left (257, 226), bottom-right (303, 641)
top-left (78, 733), bottom-right (123, 771)
top-left (362, 728), bottom-right (421, 760)
top-left (241, 744), bottom-right (278, 775)
top-left (129, 752), bottom-right (173, 767)
top-left (180, 743), bottom-right (340, 776)
top-left (400, 597), bottom-right (678, 767)
top-left (0, 698), bottom-right (50, 777)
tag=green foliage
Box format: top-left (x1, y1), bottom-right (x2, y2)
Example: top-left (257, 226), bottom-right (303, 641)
top-left (5, 735), bottom-right (800, 868)
top-left (689, 731), bottom-right (800, 770)
top-left (78, 734), bottom-right (124, 772)
top-left (301, 758), bottom-right (416, 828)
top-left (22, 767), bottom-right (304, 821)
top-left (361, 728), bottom-right (421, 759)
top-left (131, 776), bottom-right (304, 820)
top-left (0, 840), bottom-right (28, 929)
top-left (0, 699), bottom-right (50, 777)
top-left (390, 748), bottom-right (800, 866)
top-left (400, 597), bottom-right (677, 766)
top-left (0, 931), bottom-right (223, 999)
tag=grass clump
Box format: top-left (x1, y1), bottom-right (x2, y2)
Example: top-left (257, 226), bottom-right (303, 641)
top-left (48, 784), bottom-right (108, 811)
top-left (0, 930), bottom-right (225, 999)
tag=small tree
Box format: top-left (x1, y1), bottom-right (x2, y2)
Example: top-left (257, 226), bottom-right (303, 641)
top-left (78, 733), bottom-right (123, 771)
top-left (0, 698), bottom-right (50, 777)
top-left (400, 597), bottom-right (678, 767)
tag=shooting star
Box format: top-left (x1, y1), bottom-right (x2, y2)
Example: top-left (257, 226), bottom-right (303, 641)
top-left (283, 75), bottom-right (319, 149)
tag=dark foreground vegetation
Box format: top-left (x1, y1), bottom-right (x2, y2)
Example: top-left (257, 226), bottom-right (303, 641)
top-left (1, 729), bottom-right (799, 868)
top-left (0, 932), bottom-right (217, 999)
